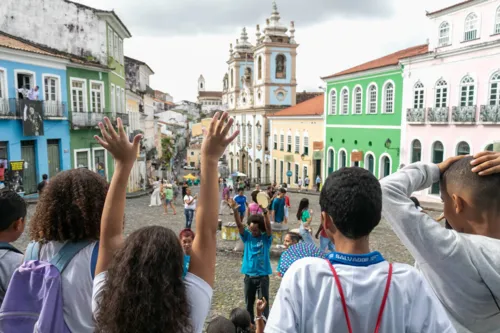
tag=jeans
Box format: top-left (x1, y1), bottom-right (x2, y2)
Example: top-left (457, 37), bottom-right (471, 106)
top-left (299, 223), bottom-right (315, 244)
top-left (320, 235), bottom-right (335, 253)
top-left (184, 208), bottom-right (194, 229)
top-left (244, 275), bottom-right (270, 323)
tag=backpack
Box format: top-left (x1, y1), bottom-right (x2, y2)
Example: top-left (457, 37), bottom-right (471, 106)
top-left (0, 241), bottom-right (98, 333)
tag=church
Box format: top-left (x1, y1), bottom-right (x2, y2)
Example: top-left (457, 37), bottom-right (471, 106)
top-left (222, 1), bottom-right (299, 184)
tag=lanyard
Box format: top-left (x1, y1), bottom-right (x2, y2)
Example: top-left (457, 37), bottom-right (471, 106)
top-left (326, 260), bottom-right (393, 333)
top-left (327, 251), bottom-right (385, 267)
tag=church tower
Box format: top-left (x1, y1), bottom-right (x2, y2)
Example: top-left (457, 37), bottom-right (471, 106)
top-left (198, 75), bottom-right (205, 92)
top-left (253, 1), bottom-right (298, 108)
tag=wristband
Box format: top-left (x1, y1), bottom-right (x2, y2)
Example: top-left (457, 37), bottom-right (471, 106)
top-left (255, 316), bottom-right (264, 321)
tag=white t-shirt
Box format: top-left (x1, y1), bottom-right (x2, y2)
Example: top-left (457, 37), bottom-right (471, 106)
top-left (92, 271), bottom-right (213, 333)
top-left (38, 241), bottom-right (98, 333)
top-left (265, 257), bottom-right (456, 333)
top-left (0, 249), bottom-right (23, 304)
top-left (184, 195), bottom-right (196, 210)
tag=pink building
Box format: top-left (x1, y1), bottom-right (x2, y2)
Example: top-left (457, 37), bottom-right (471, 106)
top-left (401, 0), bottom-right (500, 201)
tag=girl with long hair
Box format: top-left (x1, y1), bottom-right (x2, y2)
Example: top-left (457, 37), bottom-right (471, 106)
top-left (296, 198), bottom-right (314, 244)
top-left (92, 113), bottom-right (238, 333)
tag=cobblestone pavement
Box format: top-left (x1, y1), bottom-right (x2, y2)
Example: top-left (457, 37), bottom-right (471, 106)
top-left (19, 187), bottom-right (441, 325)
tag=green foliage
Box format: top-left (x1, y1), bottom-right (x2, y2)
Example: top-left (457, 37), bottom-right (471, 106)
top-left (161, 137), bottom-right (175, 167)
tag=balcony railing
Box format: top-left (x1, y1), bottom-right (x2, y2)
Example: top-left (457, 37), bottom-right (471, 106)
top-left (406, 108), bottom-right (425, 124)
top-left (0, 98), bottom-right (66, 119)
top-left (427, 107), bottom-right (449, 124)
top-left (451, 106), bottom-right (476, 124)
top-left (70, 110), bottom-right (130, 129)
top-left (479, 105), bottom-right (500, 124)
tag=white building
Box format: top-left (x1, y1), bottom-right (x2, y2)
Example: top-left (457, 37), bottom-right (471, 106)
top-left (197, 75), bottom-right (224, 114)
top-left (223, 2), bottom-right (299, 183)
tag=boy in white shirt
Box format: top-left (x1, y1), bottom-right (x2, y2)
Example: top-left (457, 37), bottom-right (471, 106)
top-left (266, 167), bottom-right (455, 333)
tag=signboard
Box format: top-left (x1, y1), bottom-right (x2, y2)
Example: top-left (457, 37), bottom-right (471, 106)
top-left (21, 100), bottom-right (44, 136)
top-left (284, 155), bottom-right (294, 162)
top-left (312, 150), bottom-right (323, 160)
top-left (9, 160), bottom-right (25, 193)
top-left (313, 141), bottom-right (324, 150)
top-left (351, 151), bottom-right (364, 162)
top-left (286, 170), bottom-right (293, 177)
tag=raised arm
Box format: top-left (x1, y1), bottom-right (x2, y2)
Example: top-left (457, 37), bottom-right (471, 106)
top-left (93, 117), bottom-right (142, 276)
top-left (262, 206), bottom-right (272, 236)
top-left (189, 112), bottom-right (238, 287)
top-left (228, 198), bottom-right (245, 235)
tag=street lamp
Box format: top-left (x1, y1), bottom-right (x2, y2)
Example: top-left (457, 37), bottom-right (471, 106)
top-left (384, 138), bottom-right (400, 156)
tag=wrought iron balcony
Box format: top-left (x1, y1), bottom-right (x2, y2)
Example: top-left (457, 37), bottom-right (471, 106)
top-left (479, 105), bottom-right (500, 124)
top-left (0, 98), bottom-right (66, 119)
top-left (70, 110), bottom-right (130, 129)
top-left (406, 108), bottom-right (425, 124)
top-left (427, 107), bottom-right (449, 124)
top-left (116, 112), bottom-right (130, 126)
top-left (451, 106), bottom-right (476, 124)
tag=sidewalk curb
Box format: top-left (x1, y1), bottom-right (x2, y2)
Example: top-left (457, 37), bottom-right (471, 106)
top-left (25, 190), bottom-right (150, 205)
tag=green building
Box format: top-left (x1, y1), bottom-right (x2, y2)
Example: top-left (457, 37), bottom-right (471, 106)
top-left (321, 45), bottom-right (428, 180)
top-left (68, 14), bottom-right (132, 180)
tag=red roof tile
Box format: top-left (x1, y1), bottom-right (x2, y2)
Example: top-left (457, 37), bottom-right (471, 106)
top-left (322, 44), bottom-right (429, 80)
top-left (199, 91), bottom-right (223, 98)
top-left (271, 95), bottom-right (324, 117)
top-left (426, 0), bottom-right (473, 16)
top-left (0, 33), bottom-right (66, 59)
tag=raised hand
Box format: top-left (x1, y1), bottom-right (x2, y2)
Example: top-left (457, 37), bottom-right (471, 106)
top-left (471, 151), bottom-right (500, 176)
top-left (256, 297), bottom-right (267, 316)
top-left (437, 155), bottom-right (467, 174)
top-left (201, 112), bottom-right (239, 163)
top-left (227, 198), bottom-right (240, 210)
top-left (94, 117), bottom-right (142, 167)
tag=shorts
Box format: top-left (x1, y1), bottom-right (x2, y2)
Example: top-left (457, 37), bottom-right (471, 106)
top-left (284, 207), bottom-right (289, 218)
top-left (165, 199), bottom-right (172, 204)
top-left (239, 211), bottom-right (245, 218)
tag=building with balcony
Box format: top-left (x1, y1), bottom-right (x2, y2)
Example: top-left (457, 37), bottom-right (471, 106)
top-left (401, 0), bottom-right (500, 201)
top-left (197, 74), bottom-right (224, 114)
top-left (0, 32), bottom-right (71, 194)
top-left (321, 44), bottom-right (428, 182)
top-left (268, 95), bottom-right (324, 187)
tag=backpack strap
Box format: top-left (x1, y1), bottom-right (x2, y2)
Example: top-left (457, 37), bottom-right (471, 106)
top-left (25, 241), bottom-right (41, 261)
top-left (90, 241), bottom-right (99, 280)
top-left (0, 242), bottom-right (23, 255)
top-left (50, 241), bottom-right (92, 273)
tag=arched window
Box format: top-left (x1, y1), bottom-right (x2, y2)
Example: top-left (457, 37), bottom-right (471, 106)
top-left (340, 88), bottom-right (349, 115)
top-left (411, 139), bottom-right (422, 163)
top-left (456, 141), bottom-right (470, 155)
top-left (248, 123), bottom-right (252, 145)
top-left (329, 89), bottom-right (337, 115)
top-left (339, 150), bottom-right (347, 169)
top-left (380, 155), bottom-right (391, 178)
top-left (230, 69), bottom-right (234, 88)
top-left (365, 153), bottom-right (375, 174)
top-left (328, 148), bottom-right (335, 174)
top-left (464, 13), bottom-right (479, 41)
top-left (439, 22), bottom-right (451, 47)
top-left (435, 79), bottom-right (448, 108)
top-left (459, 76), bottom-right (475, 107)
top-left (431, 141), bottom-right (444, 194)
top-left (496, 7), bottom-right (500, 34)
top-left (489, 71), bottom-right (500, 106)
top-left (353, 86), bottom-right (362, 114)
top-left (257, 56), bottom-right (262, 80)
top-left (413, 82), bottom-right (424, 109)
top-left (275, 54), bottom-right (286, 79)
top-left (287, 130), bottom-right (292, 152)
top-left (486, 143), bottom-right (494, 151)
top-left (383, 82), bottom-right (394, 113)
top-left (367, 84), bottom-right (377, 114)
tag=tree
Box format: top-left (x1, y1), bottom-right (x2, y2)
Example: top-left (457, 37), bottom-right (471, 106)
top-left (161, 137), bottom-right (175, 167)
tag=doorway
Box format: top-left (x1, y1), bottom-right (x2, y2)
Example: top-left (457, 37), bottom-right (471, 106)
top-left (47, 139), bottom-right (61, 178)
top-left (17, 73), bottom-right (34, 99)
top-left (315, 159), bottom-right (321, 180)
top-left (280, 161), bottom-right (284, 184)
top-left (21, 140), bottom-right (37, 194)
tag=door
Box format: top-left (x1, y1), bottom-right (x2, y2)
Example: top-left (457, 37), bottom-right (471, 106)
top-left (328, 149), bottom-right (334, 174)
top-left (315, 160), bottom-right (321, 180)
top-left (280, 161), bottom-right (284, 184)
top-left (17, 74), bottom-right (33, 99)
top-left (257, 165), bottom-right (261, 184)
top-left (93, 149), bottom-right (107, 180)
top-left (47, 139), bottom-right (61, 178)
top-left (21, 141), bottom-right (37, 194)
top-left (431, 142), bottom-right (444, 194)
top-left (287, 162), bottom-right (291, 184)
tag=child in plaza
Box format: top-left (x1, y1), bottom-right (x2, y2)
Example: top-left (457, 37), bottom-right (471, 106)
top-left (234, 188), bottom-right (249, 222)
top-left (271, 188), bottom-right (286, 224)
top-left (163, 183), bottom-right (177, 215)
top-left (183, 188), bottom-right (197, 229)
top-left (228, 197), bottom-right (272, 324)
top-left (248, 190), bottom-right (263, 215)
top-left (380, 152), bottom-right (500, 332)
top-left (179, 228), bottom-right (195, 278)
top-left (0, 192), bottom-right (25, 305)
top-left (92, 113), bottom-right (237, 333)
top-left (296, 198), bottom-right (314, 244)
top-left (266, 167), bottom-right (455, 332)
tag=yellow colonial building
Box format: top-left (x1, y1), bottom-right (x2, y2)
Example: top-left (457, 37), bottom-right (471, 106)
top-left (268, 95), bottom-right (324, 188)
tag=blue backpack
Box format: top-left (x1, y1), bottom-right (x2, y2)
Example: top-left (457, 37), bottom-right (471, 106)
top-left (0, 241), bottom-right (98, 333)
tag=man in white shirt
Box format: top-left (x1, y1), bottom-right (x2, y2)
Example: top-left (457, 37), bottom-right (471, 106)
top-left (18, 86), bottom-right (39, 100)
top-left (266, 167), bottom-right (455, 333)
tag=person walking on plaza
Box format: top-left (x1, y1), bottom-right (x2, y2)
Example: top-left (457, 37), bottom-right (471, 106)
top-left (297, 177), bottom-right (302, 192)
top-left (163, 183), bottom-right (176, 216)
top-left (149, 177), bottom-right (162, 207)
top-left (316, 215), bottom-right (335, 253)
top-left (233, 188), bottom-right (249, 223)
top-left (219, 182), bottom-right (230, 215)
top-left (315, 175), bottom-right (321, 192)
top-left (271, 188), bottom-right (286, 224)
top-left (296, 198), bottom-right (314, 244)
top-left (183, 188), bottom-right (197, 229)
top-left (284, 189), bottom-right (291, 224)
top-left (304, 176), bottom-right (309, 191)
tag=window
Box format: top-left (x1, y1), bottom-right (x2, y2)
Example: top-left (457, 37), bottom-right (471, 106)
top-left (435, 79), bottom-right (448, 107)
top-left (287, 131), bottom-right (292, 152)
top-left (339, 150), bottom-right (347, 168)
top-left (411, 139), bottom-right (422, 163)
top-left (456, 141), bottom-right (470, 156)
top-left (121, 88), bottom-right (125, 112)
top-left (294, 131), bottom-right (300, 153)
top-left (257, 125), bottom-right (262, 145)
top-left (295, 164), bottom-right (299, 184)
top-left (496, 7), bottom-right (500, 34)
top-left (113, 33), bottom-right (119, 59)
top-left (71, 80), bottom-right (85, 112)
top-left (459, 76), bottom-right (475, 107)
top-left (275, 54), bottom-right (286, 79)
top-left (118, 38), bottom-right (123, 64)
top-left (413, 82), bottom-right (424, 109)
top-left (439, 22), bottom-right (450, 46)
top-left (76, 150), bottom-right (90, 168)
top-left (91, 82), bottom-right (104, 114)
top-left (241, 116), bottom-right (246, 144)
top-left (353, 86), bottom-right (362, 114)
top-left (303, 166), bottom-right (308, 181)
top-left (230, 69), bottom-right (234, 88)
top-left (115, 87), bottom-right (121, 113)
top-left (280, 131), bottom-right (284, 151)
top-left (489, 71), bottom-right (500, 106)
top-left (237, 123), bottom-right (241, 146)
top-left (258, 56), bottom-right (262, 80)
top-left (381, 155), bottom-right (391, 178)
top-left (110, 84), bottom-right (115, 113)
top-left (280, 161), bottom-right (284, 184)
top-left (329, 89), bottom-right (337, 115)
top-left (287, 162), bottom-right (291, 184)
top-left (431, 141), bottom-right (444, 194)
top-left (464, 13), bottom-right (478, 41)
top-left (365, 153), bottom-right (375, 174)
top-left (303, 133), bottom-right (309, 156)
top-left (273, 133), bottom-right (278, 150)
top-left (248, 124), bottom-right (252, 144)
top-left (367, 84), bottom-right (377, 114)
top-left (340, 88), bottom-right (349, 115)
top-left (0, 70), bottom-right (5, 99)
top-left (230, 126), bottom-right (234, 145)
top-left (44, 76), bottom-right (58, 102)
top-left (383, 82), bottom-right (394, 113)
top-left (108, 28), bottom-right (113, 57)
top-left (486, 143), bottom-right (494, 151)
top-left (327, 149), bottom-right (335, 174)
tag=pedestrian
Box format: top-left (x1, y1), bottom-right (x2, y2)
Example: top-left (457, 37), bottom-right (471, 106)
top-left (248, 190), bottom-right (263, 215)
top-left (296, 198), bottom-right (314, 244)
top-left (183, 188), bottom-right (197, 229)
top-left (163, 183), bottom-right (176, 215)
top-left (297, 177), bottom-right (302, 192)
top-left (315, 175), bottom-right (321, 192)
top-left (234, 188), bottom-right (249, 223)
top-left (149, 177), bottom-right (162, 207)
top-left (284, 189), bottom-right (291, 224)
top-left (37, 174), bottom-right (48, 195)
top-left (255, 183), bottom-right (261, 192)
top-left (179, 228), bottom-right (194, 278)
top-left (219, 182), bottom-right (230, 215)
top-left (315, 216), bottom-right (335, 253)
top-left (271, 188), bottom-right (286, 224)
top-left (304, 176), bottom-right (310, 191)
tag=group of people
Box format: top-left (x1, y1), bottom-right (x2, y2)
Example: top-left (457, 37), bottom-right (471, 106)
top-left (0, 111), bottom-right (499, 333)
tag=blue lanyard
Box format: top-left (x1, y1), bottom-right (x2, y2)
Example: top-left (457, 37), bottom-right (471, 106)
top-left (327, 251), bottom-right (385, 267)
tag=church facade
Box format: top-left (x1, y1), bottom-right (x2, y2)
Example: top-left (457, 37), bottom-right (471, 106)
top-left (223, 2), bottom-right (298, 184)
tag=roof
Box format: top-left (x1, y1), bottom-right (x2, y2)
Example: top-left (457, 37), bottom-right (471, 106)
top-left (125, 56), bottom-right (155, 74)
top-left (426, 0), bottom-right (472, 16)
top-left (296, 92), bottom-right (323, 104)
top-left (322, 44), bottom-right (429, 80)
top-left (199, 91), bottom-right (223, 98)
top-left (271, 95), bottom-right (324, 117)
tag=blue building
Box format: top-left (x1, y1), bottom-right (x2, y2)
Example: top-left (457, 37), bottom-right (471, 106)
top-left (0, 32), bottom-right (70, 194)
